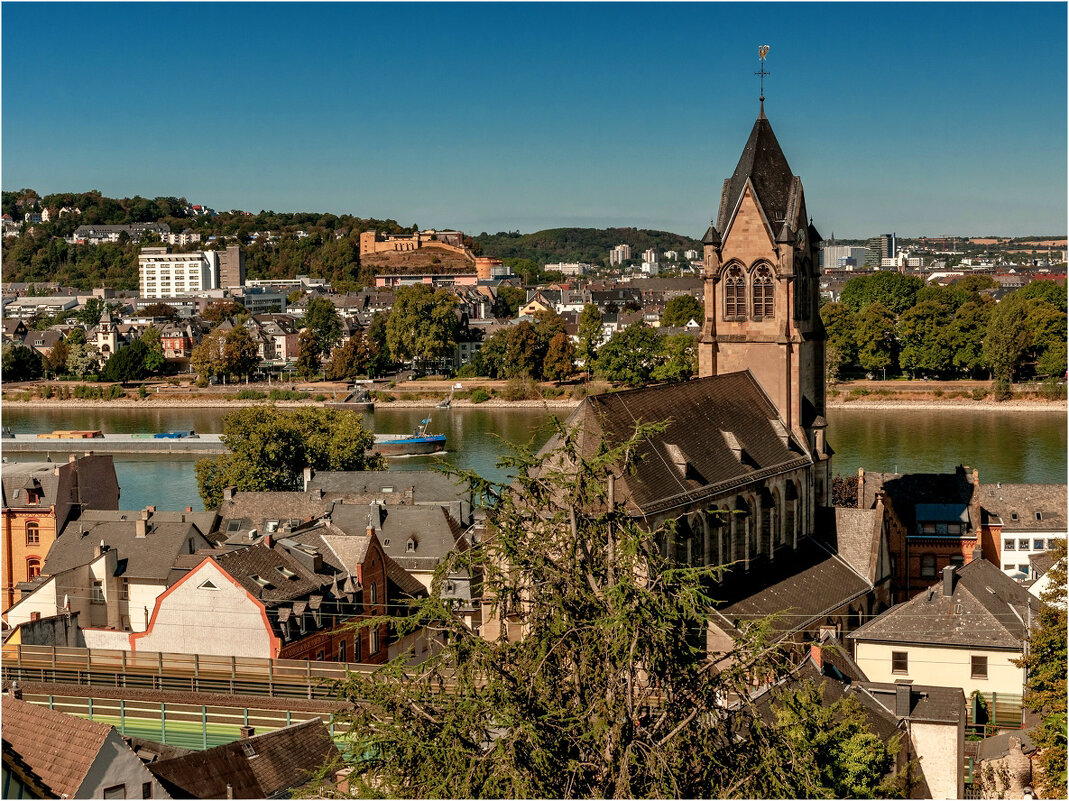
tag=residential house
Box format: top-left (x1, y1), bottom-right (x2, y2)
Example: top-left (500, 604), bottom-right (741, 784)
top-left (148, 719), bottom-right (339, 800)
top-left (5, 507), bottom-right (214, 638)
top-left (847, 558), bottom-right (1038, 727)
top-left (977, 483), bottom-right (1067, 579)
top-left (304, 469), bottom-right (474, 525)
top-left (1, 455), bottom-right (120, 610)
top-left (2, 696), bottom-right (171, 799)
top-left (2, 318), bottom-right (29, 343)
top-left (157, 321), bottom-right (200, 360)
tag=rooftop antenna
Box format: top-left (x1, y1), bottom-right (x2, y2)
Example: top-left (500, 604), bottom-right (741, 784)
top-left (756, 45), bottom-right (770, 117)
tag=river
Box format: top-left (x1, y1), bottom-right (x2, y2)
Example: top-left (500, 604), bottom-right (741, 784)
top-left (2, 405), bottom-right (1065, 511)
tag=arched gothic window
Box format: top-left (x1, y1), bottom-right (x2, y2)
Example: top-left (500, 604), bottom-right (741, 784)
top-left (794, 264), bottom-right (811, 321)
top-left (752, 265), bottom-right (775, 319)
top-left (724, 266), bottom-right (746, 320)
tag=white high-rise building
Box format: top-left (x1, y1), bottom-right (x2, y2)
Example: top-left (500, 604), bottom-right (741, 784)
top-left (683, 249), bottom-right (699, 261)
top-left (821, 245), bottom-right (869, 272)
top-left (609, 244), bottom-right (631, 265)
top-left (139, 247), bottom-right (217, 299)
top-left (642, 248), bottom-right (658, 264)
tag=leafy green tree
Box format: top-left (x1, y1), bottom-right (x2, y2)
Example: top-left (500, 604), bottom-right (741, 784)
top-left (952, 275), bottom-right (998, 296)
top-left (325, 421), bottom-right (804, 799)
top-left (140, 325), bottom-right (166, 374)
top-left (365, 312), bottom-right (391, 377)
top-left (77, 297), bottom-right (105, 326)
top-left (771, 680), bottom-right (900, 798)
top-left (597, 324), bottom-right (663, 386)
top-left (2, 344), bottom-right (43, 381)
top-left (100, 340), bottom-right (149, 382)
top-left (662, 294), bottom-right (703, 327)
top-left (652, 333), bottom-right (697, 382)
top-left (44, 338), bottom-right (69, 376)
top-left (295, 329), bottom-right (323, 379)
top-left (1015, 279), bottom-right (1067, 312)
top-left (1026, 302), bottom-right (1068, 378)
top-left (287, 289), bottom-right (305, 305)
top-left (65, 343), bottom-right (99, 378)
top-left (897, 300), bottom-right (952, 377)
top-left (947, 301), bottom-right (991, 377)
top-left (1016, 537), bottom-right (1067, 798)
top-left (542, 332), bottom-right (575, 383)
top-left (820, 302), bottom-right (858, 379)
top-left (504, 321), bottom-right (542, 378)
top-left (325, 334), bottom-right (371, 381)
top-left (201, 300), bottom-right (247, 323)
top-left (492, 286), bottom-right (527, 318)
top-left (303, 296), bottom-right (342, 354)
top-left (191, 325), bottom-right (260, 380)
top-left (576, 303), bottom-right (603, 378)
top-left (840, 273), bottom-right (923, 316)
top-left (385, 285), bottom-right (460, 368)
top-left (854, 302), bottom-right (898, 376)
top-left (195, 406), bottom-right (385, 508)
top-left (65, 328), bottom-right (87, 346)
top-left (983, 295), bottom-right (1031, 384)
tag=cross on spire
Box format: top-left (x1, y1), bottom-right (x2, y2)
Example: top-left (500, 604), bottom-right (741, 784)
top-left (755, 45), bottom-right (770, 117)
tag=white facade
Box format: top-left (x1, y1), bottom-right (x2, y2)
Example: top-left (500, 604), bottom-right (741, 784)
top-left (853, 641), bottom-right (1026, 701)
top-left (641, 261), bottom-right (660, 276)
top-left (821, 245), bottom-right (869, 271)
top-left (642, 248), bottom-right (658, 264)
top-left (609, 244), bottom-right (631, 265)
top-left (139, 247), bottom-right (216, 298)
top-left (683, 249), bottom-right (699, 260)
top-left (545, 262), bottom-right (590, 277)
top-left (1000, 531), bottom-right (1065, 578)
top-left (910, 718), bottom-right (964, 800)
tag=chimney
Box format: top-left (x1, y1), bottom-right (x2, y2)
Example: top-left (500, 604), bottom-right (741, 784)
top-left (185, 506), bottom-right (193, 513)
top-left (895, 679), bottom-right (913, 718)
top-left (942, 564), bottom-right (955, 597)
top-left (239, 726), bottom-right (255, 739)
top-left (264, 533), bottom-right (273, 549)
top-left (303, 466), bottom-right (313, 491)
top-left (94, 540), bottom-right (104, 558)
top-left (810, 643), bottom-right (822, 670)
top-left (223, 486), bottom-right (236, 502)
top-left (84, 451), bottom-right (93, 457)
top-left (29, 612), bottom-right (40, 622)
top-left (972, 545), bottom-right (983, 562)
top-left (11, 681), bottom-right (22, 700)
top-left (226, 784), bottom-right (234, 801)
top-left (69, 454), bottom-right (77, 464)
top-left (857, 467), bottom-right (865, 509)
top-left (135, 519), bottom-right (147, 538)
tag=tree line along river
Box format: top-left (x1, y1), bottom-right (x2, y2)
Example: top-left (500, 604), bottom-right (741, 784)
top-left (2, 406), bottom-right (1065, 511)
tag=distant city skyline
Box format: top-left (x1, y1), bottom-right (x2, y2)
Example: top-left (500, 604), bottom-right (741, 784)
top-left (2, 2), bottom-right (1066, 238)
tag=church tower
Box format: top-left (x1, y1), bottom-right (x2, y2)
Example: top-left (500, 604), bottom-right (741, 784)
top-left (698, 106), bottom-right (830, 472)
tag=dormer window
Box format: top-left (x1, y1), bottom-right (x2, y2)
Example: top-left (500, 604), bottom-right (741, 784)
top-left (266, 520), bottom-right (279, 533)
top-left (1010, 512), bottom-right (1019, 521)
top-left (250, 575), bottom-right (273, 589)
top-left (276, 566), bottom-right (298, 580)
top-left (1035, 512), bottom-right (1043, 521)
top-left (406, 537), bottom-right (417, 552)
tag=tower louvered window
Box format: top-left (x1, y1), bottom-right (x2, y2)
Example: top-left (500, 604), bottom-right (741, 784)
top-left (752, 266), bottom-right (775, 319)
top-left (724, 266), bottom-right (746, 320)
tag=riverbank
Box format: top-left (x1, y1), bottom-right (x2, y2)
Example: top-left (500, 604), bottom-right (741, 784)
top-left (1, 395), bottom-right (1064, 412)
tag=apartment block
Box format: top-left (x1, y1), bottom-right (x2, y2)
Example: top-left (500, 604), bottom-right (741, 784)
top-left (139, 247), bottom-right (216, 299)
top-left (609, 244), bottom-right (631, 265)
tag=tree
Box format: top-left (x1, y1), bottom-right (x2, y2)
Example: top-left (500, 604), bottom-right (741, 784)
top-left (897, 300), bottom-right (952, 378)
top-left (597, 324), bottom-right (663, 386)
top-left (44, 337), bottom-right (69, 376)
top-left (770, 680), bottom-right (899, 798)
top-left (947, 301), bottom-right (991, 377)
top-left (493, 286), bottom-right (527, 318)
top-left (100, 340), bottom-right (149, 382)
top-left (983, 295), bottom-right (1031, 384)
top-left (138, 302), bottom-right (179, 321)
top-left (840, 273), bottom-right (923, 316)
top-left (385, 285), bottom-right (460, 368)
top-left (303, 296), bottom-right (342, 354)
top-left (65, 343), bottom-right (99, 378)
top-left (820, 302), bottom-right (857, 379)
top-left (140, 325), bottom-right (166, 374)
top-left (325, 421), bottom-right (811, 798)
top-left (201, 300), bottom-right (247, 323)
top-left (325, 334), bottom-right (371, 381)
top-left (542, 332), bottom-right (575, 383)
top-left (191, 325), bottom-right (260, 381)
top-left (1015, 537), bottom-right (1066, 798)
top-left (1025, 302), bottom-right (1067, 378)
top-left (65, 327), bottom-right (87, 346)
top-left (662, 294), bottom-right (703, 327)
top-left (504, 321), bottom-right (542, 378)
top-left (1015, 279), bottom-right (1067, 312)
top-left (365, 312), bottom-right (391, 377)
top-left (854, 302), bottom-right (897, 376)
top-left (652, 333), bottom-right (697, 383)
top-left (830, 474), bottom-right (859, 507)
top-left (576, 303), bottom-right (603, 378)
top-left (295, 329), bottom-right (322, 379)
top-left (77, 297), bottom-right (105, 326)
top-left (2, 344), bottom-right (43, 381)
top-left (195, 406), bottom-right (385, 508)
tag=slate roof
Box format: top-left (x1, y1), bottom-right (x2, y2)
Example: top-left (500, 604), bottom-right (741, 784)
top-left (712, 537), bottom-right (872, 639)
top-left (847, 558), bottom-right (1038, 650)
top-left (1, 696), bottom-right (111, 798)
top-left (856, 682), bottom-right (965, 726)
top-left (979, 483), bottom-right (1067, 531)
top-left (330, 502), bottom-right (467, 575)
top-left (215, 491), bottom-right (333, 536)
top-left (540, 372), bottom-right (811, 517)
top-left (716, 114), bottom-right (801, 239)
top-left (210, 542), bottom-right (327, 603)
top-left (307, 469), bottom-right (470, 506)
top-left (1029, 550), bottom-right (1056, 579)
top-left (816, 506), bottom-right (884, 584)
top-left (977, 730), bottom-right (1036, 761)
top-left (47, 516), bottom-right (208, 581)
top-left (149, 718), bottom-right (339, 799)
top-left (860, 467), bottom-right (978, 533)
top-left (2, 462), bottom-right (61, 509)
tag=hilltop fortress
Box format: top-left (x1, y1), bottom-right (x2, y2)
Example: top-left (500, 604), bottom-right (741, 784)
top-left (359, 229), bottom-right (470, 259)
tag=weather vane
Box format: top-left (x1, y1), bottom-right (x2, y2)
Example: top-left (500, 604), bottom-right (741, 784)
top-left (756, 45), bottom-right (770, 112)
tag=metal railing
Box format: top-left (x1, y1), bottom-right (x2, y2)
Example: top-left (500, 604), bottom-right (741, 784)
top-left (1, 643), bottom-right (379, 700)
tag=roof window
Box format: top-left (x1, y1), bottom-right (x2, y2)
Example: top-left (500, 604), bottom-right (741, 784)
top-left (250, 575), bottom-right (274, 589)
top-left (276, 566), bottom-right (298, 580)
top-left (1036, 512), bottom-right (1043, 521)
top-left (1011, 512), bottom-right (1019, 521)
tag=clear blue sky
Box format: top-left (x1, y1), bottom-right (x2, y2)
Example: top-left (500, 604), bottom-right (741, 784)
top-left (3, 2), bottom-right (1066, 238)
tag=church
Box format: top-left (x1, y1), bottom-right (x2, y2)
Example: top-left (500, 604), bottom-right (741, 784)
top-left (547, 103), bottom-right (891, 657)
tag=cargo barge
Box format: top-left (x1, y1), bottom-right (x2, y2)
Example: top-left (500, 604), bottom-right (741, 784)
top-left (370, 418), bottom-right (446, 456)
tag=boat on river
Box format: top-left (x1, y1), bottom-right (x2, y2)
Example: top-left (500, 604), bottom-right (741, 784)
top-left (371, 417), bottom-right (446, 456)
top-left (325, 384), bottom-right (375, 412)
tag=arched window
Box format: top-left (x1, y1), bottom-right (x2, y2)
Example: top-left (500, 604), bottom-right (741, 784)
top-left (26, 558), bottom-right (41, 580)
top-left (25, 520), bottom-right (40, 546)
top-left (784, 481), bottom-right (798, 546)
top-left (724, 265), bottom-right (746, 320)
top-left (752, 265), bottom-right (775, 319)
top-left (687, 512), bottom-right (705, 565)
top-left (794, 266), bottom-right (811, 321)
top-left (920, 554), bottom-right (937, 578)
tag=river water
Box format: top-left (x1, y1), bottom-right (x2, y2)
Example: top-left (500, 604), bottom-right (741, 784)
top-left (2, 405), bottom-right (1065, 511)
